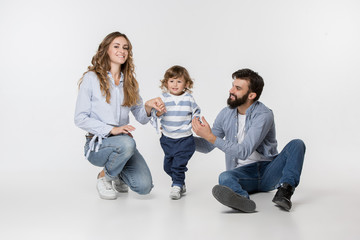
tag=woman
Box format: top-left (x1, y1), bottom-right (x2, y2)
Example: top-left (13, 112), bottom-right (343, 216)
top-left (74, 32), bottom-right (165, 200)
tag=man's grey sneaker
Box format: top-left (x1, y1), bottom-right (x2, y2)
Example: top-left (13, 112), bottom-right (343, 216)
top-left (272, 183), bottom-right (295, 211)
top-left (97, 177), bottom-right (117, 200)
top-left (212, 185), bottom-right (256, 213)
top-left (169, 185), bottom-right (186, 200)
top-left (112, 178), bottom-right (129, 193)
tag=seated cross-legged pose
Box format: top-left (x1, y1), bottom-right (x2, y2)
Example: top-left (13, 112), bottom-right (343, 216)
top-left (192, 68), bottom-right (306, 212)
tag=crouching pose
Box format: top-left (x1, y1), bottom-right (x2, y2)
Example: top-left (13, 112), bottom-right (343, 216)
top-left (74, 32), bottom-right (165, 199)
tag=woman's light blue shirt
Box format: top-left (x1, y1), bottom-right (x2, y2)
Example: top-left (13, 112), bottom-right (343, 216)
top-left (74, 71), bottom-right (150, 156)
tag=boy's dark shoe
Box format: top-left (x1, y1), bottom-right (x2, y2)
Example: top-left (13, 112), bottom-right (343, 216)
top-left (272, 183), bottom-right (295, 211)
top-left (212, 185), bottom-right (256, 213)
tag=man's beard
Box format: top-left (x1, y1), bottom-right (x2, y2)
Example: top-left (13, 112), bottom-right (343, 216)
top-left (227, 91), bottom-right (250, 109)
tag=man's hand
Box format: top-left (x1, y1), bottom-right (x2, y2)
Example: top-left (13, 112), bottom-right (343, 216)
top-left (192, 116), bottom-right (217, 144)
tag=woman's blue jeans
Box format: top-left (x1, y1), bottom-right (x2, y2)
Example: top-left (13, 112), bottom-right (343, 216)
top-left (218, 139), bottom-right (306, 198)
top-left (85, 134), bottom-right (153, 195)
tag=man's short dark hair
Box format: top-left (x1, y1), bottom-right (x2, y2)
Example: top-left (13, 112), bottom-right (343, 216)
top-left (232, 68), bottom-right (264, 101)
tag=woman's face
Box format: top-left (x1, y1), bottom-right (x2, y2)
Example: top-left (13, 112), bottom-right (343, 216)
top-left (107, 36), bottom-right (129, 66)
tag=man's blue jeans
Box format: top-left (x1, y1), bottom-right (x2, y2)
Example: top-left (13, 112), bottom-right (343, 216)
top-left (85, 134), bottom-right (153, 195)
top-left (218, 139), bottom-right (306, 198)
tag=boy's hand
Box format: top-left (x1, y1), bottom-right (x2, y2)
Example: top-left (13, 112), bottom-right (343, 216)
top-left (156, 111), bottom-right (164, 117)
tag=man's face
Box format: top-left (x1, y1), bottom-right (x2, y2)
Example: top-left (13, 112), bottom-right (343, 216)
top-left (227, 78), bottom-right (251, 109)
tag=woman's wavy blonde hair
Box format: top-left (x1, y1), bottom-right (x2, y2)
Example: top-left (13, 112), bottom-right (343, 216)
top-left (160, 65), bottom-right (194, 93)
top-left (78, 32), bottom-right (139, 106)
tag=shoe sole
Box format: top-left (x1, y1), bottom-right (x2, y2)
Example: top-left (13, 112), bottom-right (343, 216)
top-left (99, 195), bottom-right (117, 200)
top-left (212, 185), bottom-right (256, 213)
top-left (170, 195), bottom-right (181, 200)
top-left (272, 199), bottom-right (291, 211)
top-left (113, 186), bottom-right (129, 193)
top-left (115, 189), bottom-right (129, 193)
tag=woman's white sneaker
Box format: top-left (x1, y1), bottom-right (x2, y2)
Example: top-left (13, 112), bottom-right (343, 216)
top-left (112, 178), bottom-right (129, 193)
top-left (97, 177), bottom-right (117, 200)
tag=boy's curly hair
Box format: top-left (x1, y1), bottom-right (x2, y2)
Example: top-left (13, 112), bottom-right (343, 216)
top-left (160, 65), bottom-right (194, 93)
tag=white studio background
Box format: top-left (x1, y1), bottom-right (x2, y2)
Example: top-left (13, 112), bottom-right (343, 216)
top-left (0, 0), bottom-right (360, 239)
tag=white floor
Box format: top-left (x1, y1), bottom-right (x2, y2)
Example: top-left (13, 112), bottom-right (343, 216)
top-left (1, 155), bottom-right (359, 240)
top-left (2, 1), bottom-right (360, 239)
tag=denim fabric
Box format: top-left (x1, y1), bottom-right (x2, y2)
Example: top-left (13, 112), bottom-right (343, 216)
top-left (160, 134), bottom-right (195, 187)
top-left (85, 134), bottom-right (153, 195)
top-left (218, 139), bottom-right (306, 198)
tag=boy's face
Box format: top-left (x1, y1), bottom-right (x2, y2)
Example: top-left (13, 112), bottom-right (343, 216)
top-left (167, 76), bottom-right (187, 96)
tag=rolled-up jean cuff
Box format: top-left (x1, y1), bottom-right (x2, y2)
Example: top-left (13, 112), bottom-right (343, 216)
top-left (104, 168), bottom-right (117, 181)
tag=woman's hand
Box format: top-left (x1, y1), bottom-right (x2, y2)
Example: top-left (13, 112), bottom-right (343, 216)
top-left (145, 97), bottom-right (166, 116)
top-left (110, 125), bottom-right (136, 136)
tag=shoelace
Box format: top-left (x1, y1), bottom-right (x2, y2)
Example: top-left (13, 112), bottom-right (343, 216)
top-left (171, 187), bottom-right (181, 193)
top-left (102, 178), bottom-right (113, 190)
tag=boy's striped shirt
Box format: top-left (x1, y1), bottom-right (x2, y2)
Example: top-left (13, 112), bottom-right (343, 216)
top-left (151, 92), bottom-right (201, 139)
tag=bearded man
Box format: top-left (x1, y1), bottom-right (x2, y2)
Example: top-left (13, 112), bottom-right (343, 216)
top-left (192, 68), bottom-right (306, 213)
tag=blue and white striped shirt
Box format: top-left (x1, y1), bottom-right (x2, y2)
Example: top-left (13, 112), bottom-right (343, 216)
top-left (151, 92), bottom-right (200, 139)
